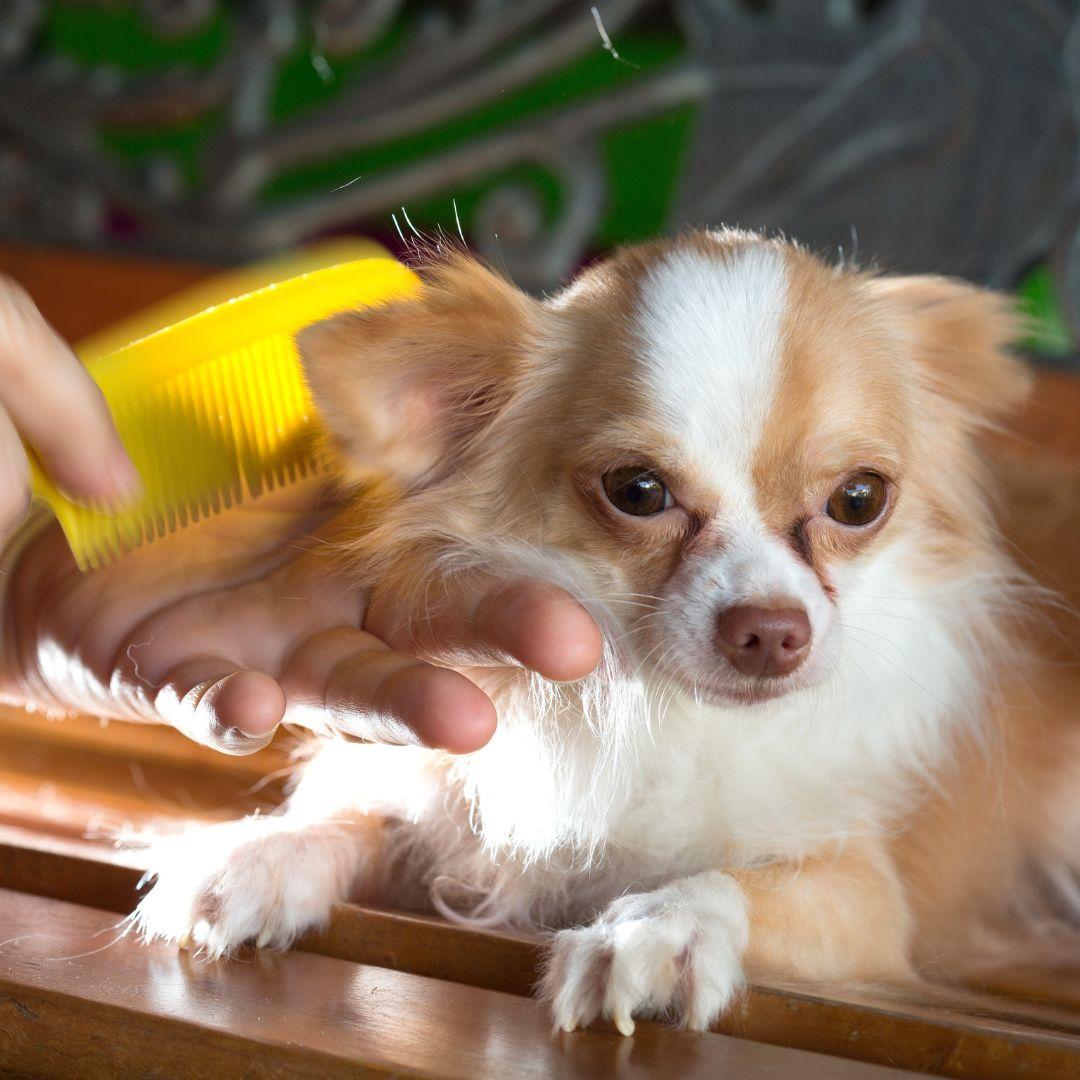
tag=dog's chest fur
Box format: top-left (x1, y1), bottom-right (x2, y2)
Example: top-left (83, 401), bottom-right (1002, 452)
top-left (437, 625), bottom-right (971, 930)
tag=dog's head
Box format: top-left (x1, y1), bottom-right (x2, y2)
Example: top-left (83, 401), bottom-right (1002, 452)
top-left (300, 230), bottom-right (1029, 708)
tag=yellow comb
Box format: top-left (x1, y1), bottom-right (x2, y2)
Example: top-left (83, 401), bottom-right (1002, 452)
top-left (29, 256), bottom-right (421, 571)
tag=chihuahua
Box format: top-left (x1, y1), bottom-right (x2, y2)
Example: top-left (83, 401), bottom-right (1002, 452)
top-left (133, 229), bottom-right (1080, 1035)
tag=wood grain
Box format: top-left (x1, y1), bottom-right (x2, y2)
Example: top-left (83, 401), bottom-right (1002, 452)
top-left (0, 827), bottom-right (1078, 1079)
top-left (0, 888), bottom-right (914, 1080)
top-left (0, 825), bottom-right (145, 915)
top-left (263, 903), bottom-right (1080, 1079)
top-left (974, 966), bottom-right (1080, 1012)
top-left (0, 709), bottom-right (291, 780)
top-left (0, 716), bottom-right (286, 842)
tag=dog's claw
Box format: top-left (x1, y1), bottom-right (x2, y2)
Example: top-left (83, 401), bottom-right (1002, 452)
top-left (614, 1011), bottom-right (636, 1037)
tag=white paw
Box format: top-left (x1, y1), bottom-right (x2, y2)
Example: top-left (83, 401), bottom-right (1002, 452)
top-left (544, 871), bottom-right (748, 1035)
top-left (130, 815), bottom-right (361, 958)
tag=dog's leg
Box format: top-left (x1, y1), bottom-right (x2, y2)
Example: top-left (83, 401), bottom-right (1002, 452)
top-left (732, 839), bottom-right (913, 983)
top-left (544, 839), bottom-right (911, 1035)
top-left (131, 742), bottom-right (441, 957)
top-left (543, 869), bottom-right (750, 1035)
top-left (131, 808), bottom-right (383, 957)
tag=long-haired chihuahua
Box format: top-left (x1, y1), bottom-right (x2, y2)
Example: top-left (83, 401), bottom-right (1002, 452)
top-left (133, 229), bottom-right (1080, 1036)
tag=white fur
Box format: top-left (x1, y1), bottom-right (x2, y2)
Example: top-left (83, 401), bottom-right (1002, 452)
top-left (657, 512), bottom-right (837, 702)
top-left (636, 243), bottom-right (787, 484)
top-left (633, 245), bottom-right (842, 702)
top-left (438, 536), bottom-right (993, 881)
top-left (131, 817), bottom-right (363, 956)
top-left (133, 526), bottom-right (1000, 972)
top-left (544, 870), bottom-right (749, 1034)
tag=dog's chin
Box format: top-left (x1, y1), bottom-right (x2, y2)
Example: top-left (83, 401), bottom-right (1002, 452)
top-left (699, 679), bottom-right (797, 707)
top-left (656, 661), bottom-right (818, 708)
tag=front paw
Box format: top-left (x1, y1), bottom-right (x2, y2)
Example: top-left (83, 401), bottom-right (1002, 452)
top-left (129, 816), bottom-right (357, 958)
top-left (543, 871), bottom-right (748, 1035)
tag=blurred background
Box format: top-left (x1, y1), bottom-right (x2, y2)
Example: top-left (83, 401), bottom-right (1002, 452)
top-left (0, 0), bottom-right (1076, 362)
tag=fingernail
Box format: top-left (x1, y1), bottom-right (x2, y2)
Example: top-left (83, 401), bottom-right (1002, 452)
top-left (215, 724), bottom-right (276, 756)
top-left (106, 447), bottom-right (142, 505)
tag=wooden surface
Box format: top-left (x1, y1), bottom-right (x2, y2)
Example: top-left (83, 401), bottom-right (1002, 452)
top-left (0, 240), bottom-right (213, 344)
top-left (0, 242), bottom-right (1078, 1076)
top-left (0, 713), bottom-right (288, 845)
top-left (5, 826), bottom-right (1077, 1080)
top-left (0, 887), bottom-right (924, 1080)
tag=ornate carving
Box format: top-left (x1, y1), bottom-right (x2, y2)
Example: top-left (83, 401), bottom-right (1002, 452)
top-left (1, 1), bottom-right (1078, 346)
top-left (676, 0), bottom-right (1076, 291)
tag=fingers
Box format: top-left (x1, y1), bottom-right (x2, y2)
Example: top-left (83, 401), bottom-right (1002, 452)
top-left (154, 656), bottom-right (286, 755)
top-left (97, 555), bottom-right (496, 754)
top-left (124, 626), bottom-right (497, 754)
top-left (0, 406), bottom-right (30, 540)
top-left (77, 524), bottom-right (596, 756)
top-left (0, 275), bottom-right (139, 507)
top-left (365, 575), bottom-right (603, 682)
top-left (280, 627), bottom-right (497, 753)
top-left (472, 580), bottom-right (604, 681)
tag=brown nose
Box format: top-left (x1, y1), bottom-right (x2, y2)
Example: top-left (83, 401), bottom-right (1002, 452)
top-left (715, 605), bottom-right (811, 678)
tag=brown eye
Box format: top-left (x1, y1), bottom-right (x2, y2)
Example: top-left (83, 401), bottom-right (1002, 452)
top-left (826, 472), bottom-right (887, 526)
top-left (603, 466), bottom-right (671, 516)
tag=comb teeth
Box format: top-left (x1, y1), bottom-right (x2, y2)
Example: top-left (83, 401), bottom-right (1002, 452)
top-left (54, 333), bottom-right (326, 571)
top-left (32, 256), bottom-right (421, 571)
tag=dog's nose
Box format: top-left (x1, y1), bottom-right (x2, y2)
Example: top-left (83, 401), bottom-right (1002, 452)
top-left (715, 604), bottom-right (811, 678)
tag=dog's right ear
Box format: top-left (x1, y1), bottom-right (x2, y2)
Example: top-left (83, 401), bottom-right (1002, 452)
top-left (298, 253), bottom-right (539, 488)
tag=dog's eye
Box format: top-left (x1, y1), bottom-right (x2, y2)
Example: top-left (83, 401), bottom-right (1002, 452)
top-left (826, 472), bottom-right (887, 526)
top-left (603, 466), bottom-right (671, 516)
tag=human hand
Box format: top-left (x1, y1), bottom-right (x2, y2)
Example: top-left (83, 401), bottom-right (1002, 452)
top-left (0, 273), bottom-right (600, 755)
top-left (0, 477), bottom-right (602, 754)
top-left (0, 274), bottom-right (140, 540)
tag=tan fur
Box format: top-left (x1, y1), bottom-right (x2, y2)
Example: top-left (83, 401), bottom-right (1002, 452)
top-left (298, 255), bottom-right (539, 491)
top-left (733, 839), bottom-right (913, 981)
top-left (893, 452), bottom-right (1080, 976)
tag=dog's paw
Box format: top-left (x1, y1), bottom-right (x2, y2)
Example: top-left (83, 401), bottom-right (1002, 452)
top-left (130, 815), bottom-right (362, 958)
top-left (543, 871), bottom-right (748, 1035)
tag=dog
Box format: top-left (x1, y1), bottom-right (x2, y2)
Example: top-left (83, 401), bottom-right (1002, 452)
top-left (132, 228), bottom-right (1080, 1035)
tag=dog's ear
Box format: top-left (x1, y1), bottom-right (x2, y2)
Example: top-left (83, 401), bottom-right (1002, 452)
top-left (868, 275), bottom-right (1032, 425)
top-left (298, 253), bottom-right (538, 488)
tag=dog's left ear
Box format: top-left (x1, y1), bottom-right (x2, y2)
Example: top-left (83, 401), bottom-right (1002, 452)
top-left (298, 253), bottom-right (539, 488)
top-left (869, 275), bottom-right (1032, 424)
